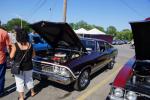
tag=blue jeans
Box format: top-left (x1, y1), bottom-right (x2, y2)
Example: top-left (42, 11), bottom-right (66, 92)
top-left (0, 62), bottom-right (6, 94)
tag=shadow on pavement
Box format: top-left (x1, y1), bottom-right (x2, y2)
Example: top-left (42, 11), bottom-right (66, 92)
top-left (24, 66), bottom-right (109, 99)
top-left (25, 80), bottom-right (48, 100)
top-left (25, 80), bottom-right (73, 100)
top-left (1, 83), bottom-right (16, 97)
top-left (91, 66), bottom-right (108, 80)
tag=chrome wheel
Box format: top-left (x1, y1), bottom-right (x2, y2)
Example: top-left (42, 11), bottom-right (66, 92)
top-left (108, 58), bottom-right (115, 69)
top-left (79, 71), bottom-right (89, 88)
top-left (74, 69), bottom-right (90, 91)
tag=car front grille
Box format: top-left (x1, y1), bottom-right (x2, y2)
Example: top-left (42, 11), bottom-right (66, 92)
top-left (34, 62), bottom-right (53, 72)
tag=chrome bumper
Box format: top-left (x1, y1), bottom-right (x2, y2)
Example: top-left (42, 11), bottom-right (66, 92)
top-left (107, 95), bottom-right (127, 100)
top-left (33, 70), bottom-right (74, 85)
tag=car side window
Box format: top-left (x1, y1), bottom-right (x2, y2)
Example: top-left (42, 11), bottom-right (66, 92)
top-left (96, 41), bottom-right (100, 52)
top-left (105, 42), bottom-right (112, 50)
top-left (98, 41), bottom-right (105, 52)
top-left (86, 40), bottom-right (96, 51)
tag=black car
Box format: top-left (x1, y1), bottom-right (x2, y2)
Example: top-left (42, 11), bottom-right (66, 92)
top-left (30, 21), bottom-right (118, 90)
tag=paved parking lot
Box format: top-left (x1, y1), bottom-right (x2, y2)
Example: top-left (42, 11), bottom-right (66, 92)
top-left (1, 44), bottom-right (134, 100)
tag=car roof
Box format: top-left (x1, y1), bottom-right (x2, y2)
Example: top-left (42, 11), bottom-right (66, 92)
top-left (80, 37), bottom-right (112, 46)
top-left (80, 37), bottom-right (107, 42)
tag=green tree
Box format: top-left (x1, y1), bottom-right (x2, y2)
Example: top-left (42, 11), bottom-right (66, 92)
top-left (76, 20), bottom-right (93, 30)
top-left (106, 26), bottom-right (117, 36)
top-left (116, 32), bottom-right (123, 40)
top-left (69, 23), bottom-right (75, 29)
top-left (70, 20), bottom-right (105, 32)
top-left (121, 29), bottom-right (132, 40)
top-left (116, 29), bottom-right (132, 40)
top-left (6, 18), bottom-right (30, 32)
top-left (92, 25), bottom-right (105, 32)
top-left (0, 24), bottom-right (7, 30)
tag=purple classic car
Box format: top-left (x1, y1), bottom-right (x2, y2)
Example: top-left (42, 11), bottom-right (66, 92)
top-left (107, 19), bottom-right (150, 99)
top-left (30, 21), bottom-right (118, 90)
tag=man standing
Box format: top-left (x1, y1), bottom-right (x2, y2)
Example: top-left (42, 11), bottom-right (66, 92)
top-left (0, 26), bottom-right (11, 96)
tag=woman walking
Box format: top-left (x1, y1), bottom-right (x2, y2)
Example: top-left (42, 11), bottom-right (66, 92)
top-left (10, 28), bottom-right (36, 100)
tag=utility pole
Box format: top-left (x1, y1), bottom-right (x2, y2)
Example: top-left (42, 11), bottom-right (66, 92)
top-left (16, 15), bottom-right (22, 28)
top-left (63, 0), bottom-right (67, 22)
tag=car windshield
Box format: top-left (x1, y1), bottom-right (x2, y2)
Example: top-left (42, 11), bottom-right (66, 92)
top-left (81, 39), bottom-right (95, 51)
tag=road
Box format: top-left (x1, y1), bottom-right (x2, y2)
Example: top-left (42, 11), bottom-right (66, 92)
top-left (1, 44), bottom-right (135, 100)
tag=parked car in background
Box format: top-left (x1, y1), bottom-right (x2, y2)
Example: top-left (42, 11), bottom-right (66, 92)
top-left (123, 40), bottom-right (129, 44)
top-left (107, 19), bottom-right (150, 99)
top-left (111, 40), bottom-right (116, 45)
top-left (30, 21), bottom-right (118, 90)
top-left (112, 40), bottom-right (123, 45)
top-left (112, 40), bottom-right (129, 45)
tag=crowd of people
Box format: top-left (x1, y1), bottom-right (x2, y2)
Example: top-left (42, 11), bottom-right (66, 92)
top-left (0, 26), bottom-right (36, 100)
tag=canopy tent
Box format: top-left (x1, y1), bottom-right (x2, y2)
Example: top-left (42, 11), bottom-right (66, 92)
top-left (87, 28), bottom-right (106, 35)
top-left (74, 28), bottom-right (106, 38)
top-left (74, 28), bottom-right (88, 34)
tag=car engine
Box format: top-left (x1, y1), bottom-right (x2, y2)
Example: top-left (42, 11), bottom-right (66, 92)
top-left (132, 61), bottom-right (150, 84)
top-left (35, 48), bottom-right (81, 64)
top-left (125, 61), bottom-right (150, 98)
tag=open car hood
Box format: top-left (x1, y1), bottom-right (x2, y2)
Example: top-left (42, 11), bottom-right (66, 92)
top-left (30, 21), bottom-right (87, 52)
top-left (130, 20), bottom-right (150, 60)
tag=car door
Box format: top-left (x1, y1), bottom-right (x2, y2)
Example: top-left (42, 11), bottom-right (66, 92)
top-left (104, 42), bottom-right (114, 63)
top-left (91, 40), bottom-right (108, 73)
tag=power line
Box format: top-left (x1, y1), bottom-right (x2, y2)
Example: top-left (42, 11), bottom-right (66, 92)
top-left (119, 0), bottom-right (145, 18)
top-left (28, 0), bottom-right (47, 20)
top-left (148, 0), bottom-right (150, 4)
top-left (31, 0), bottom-right (47, 16)
top-left (49, 0), bottom-right (57, 20)
top-left (27, 0), bottom-right (43, 17)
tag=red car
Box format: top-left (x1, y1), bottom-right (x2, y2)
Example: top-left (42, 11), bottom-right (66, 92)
top-left (107, 19), bottom-right (150, 100)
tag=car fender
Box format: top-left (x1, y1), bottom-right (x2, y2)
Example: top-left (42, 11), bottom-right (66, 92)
top-left (113, 57), bottom-right (135, 88)
top-left (73, 65), bottom-right (92, 78)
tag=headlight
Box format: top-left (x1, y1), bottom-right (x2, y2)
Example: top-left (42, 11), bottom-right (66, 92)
top-left (53, 66), bottom-right (70, 77)
top-left (60, 67), bottom-right (70, 77)
top-left (114, 88), bottom-right (123, 97)
top-left (126, 91), bottom-right (137, 100)
top-left (53, 66), bottom-right (60, 73)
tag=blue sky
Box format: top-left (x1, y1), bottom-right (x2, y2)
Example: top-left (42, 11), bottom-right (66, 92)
top-left (0, 0), bottom-right (150, 31)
